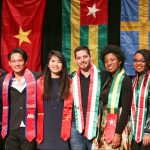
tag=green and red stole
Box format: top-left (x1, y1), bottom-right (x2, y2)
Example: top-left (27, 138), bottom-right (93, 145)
top-left (1, 69), bottom-right (36, 142)
top-left (131, 71), bottom-right (150, 143)
top-left (72, 64), bottom-right (101, 140)
top-left (36, 76), bottom-right (73, 144)
top-left (104, 69), bottom-right (125, 143)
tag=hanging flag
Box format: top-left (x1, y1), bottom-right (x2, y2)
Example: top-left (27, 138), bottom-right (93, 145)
top-left (120, 0), bottom-right (150, 76)
top-left (62, 0), bottom-right (108, 73)
top-left (0, 0), bottom-right (46, 72)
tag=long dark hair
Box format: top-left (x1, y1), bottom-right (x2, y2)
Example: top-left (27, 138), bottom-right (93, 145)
top-left (43, 50), bottom-right (70, 100)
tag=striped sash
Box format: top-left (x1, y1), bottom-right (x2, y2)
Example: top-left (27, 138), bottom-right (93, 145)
top-left (72, 64), bottom-right (101, 140)
top-left (104, 69), bottom-right (125, 143)
top-left (1, 69), bottom-right (36, 141)
top-left (107, 69), bottom-right (125, 113)
top-left (131, 71), bottom-right (150, 143)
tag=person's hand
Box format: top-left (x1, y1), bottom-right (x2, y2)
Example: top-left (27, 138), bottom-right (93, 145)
top-left (111, 133), bottom-right (121, 149)
top-left (143, 134), bottom-right (150, 147)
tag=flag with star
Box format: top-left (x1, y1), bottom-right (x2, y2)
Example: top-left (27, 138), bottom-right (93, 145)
top-left (120, 0), bottom-right (150, 76)
top-left (0, 0), bottom-right (46, 72)
top-left (104, 113), bottom-right (117, 143)
top-left (62, 0), bottom-right (108, 73)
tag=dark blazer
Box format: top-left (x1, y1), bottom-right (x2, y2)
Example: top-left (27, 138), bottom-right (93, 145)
top-left (145, 91), bottom-right (150, 134)
top-left (0, 71), bottom-right (41, 129)
top-left (0, 69), bottom-right (6, 127)
top-left (0, 69), bottom-right (6, 76)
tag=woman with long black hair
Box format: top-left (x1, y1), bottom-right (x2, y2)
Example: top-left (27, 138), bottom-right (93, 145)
top-left (36, 50), bottom-right (73, 150)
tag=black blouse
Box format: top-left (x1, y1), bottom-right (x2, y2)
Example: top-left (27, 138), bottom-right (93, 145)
top-left (100, 71), bottom-right (132, 134)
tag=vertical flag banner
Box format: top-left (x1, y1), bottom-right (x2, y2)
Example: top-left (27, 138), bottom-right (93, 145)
top-left (62, 0), bottom-right (108, 73)
top-left (121, 0), bottom-right (150, 76)
top-left (1, 0), bottom-right (46, 72)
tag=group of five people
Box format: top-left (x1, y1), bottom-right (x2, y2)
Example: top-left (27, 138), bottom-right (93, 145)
top-left (0, 45), bottom-right (150, 150)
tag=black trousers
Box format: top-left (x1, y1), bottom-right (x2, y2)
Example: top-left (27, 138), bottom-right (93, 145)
top-left (0, 135), bottom-right (4, 150)
top-left (131, 140), bottom-right (150, 150)
top-left (5, 128), bottom-right (35, 150)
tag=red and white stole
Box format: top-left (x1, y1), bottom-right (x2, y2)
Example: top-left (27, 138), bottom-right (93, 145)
top-left (72, 64), bottom-right (101, 140)
top-left (131, 71), bottom-right (150, 143)
top-left (36, 76), bottom-right (73, 144)
top-left (1, 69), bottom-right (36, 142)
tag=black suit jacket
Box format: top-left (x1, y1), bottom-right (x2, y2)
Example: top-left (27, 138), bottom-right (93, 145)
top-left (0, 71), bottom-right (41, 130)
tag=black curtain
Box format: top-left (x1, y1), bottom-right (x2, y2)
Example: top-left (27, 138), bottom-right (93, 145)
top-left (108, 0), bottom-right (120, 45)
top-left (0, 0), bottom-right (120, 70)
top-left (41, 0), bottom-right (62, 69)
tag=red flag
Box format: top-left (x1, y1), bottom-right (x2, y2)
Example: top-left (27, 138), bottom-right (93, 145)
top-left (80, 0), bottom-right (108, 25)
top-left (1, 0), bottom-right (46, 72)
top-left (104, 113), bottom-right (118, 144)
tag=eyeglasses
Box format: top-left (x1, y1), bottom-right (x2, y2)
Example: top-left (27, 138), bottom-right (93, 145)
top-left (133, 59), bottom-right (146, 63)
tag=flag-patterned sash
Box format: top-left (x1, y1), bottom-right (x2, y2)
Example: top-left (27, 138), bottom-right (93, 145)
top-left (131, 71), bottom-right (150, 143)
top-left (72, 64), bottom-right (101, 140)
top-left (104, 69), bottom-right (125, 143)
top-left (36, 76), bottom-right (73, 144)
top-left (1, 69), bottom-right (36, 142)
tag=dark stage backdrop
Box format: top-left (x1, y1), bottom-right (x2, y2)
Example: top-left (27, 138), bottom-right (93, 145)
top-left (0, 0), bottom-right (120, 70)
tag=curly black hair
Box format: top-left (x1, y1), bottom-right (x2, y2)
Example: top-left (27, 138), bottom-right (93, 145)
top-left (100, 44), bottom-right (125, 68)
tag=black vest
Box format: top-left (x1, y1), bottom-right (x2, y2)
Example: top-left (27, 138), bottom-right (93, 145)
top-left (9, 86), bottom-right (26, 131)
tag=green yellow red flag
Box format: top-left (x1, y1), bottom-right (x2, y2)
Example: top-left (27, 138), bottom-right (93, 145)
top-left (62, 0), bottom-right (108, 73)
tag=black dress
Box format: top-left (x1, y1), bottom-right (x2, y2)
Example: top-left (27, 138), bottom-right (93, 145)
top-left (37, 78), bottom-right (70, 150)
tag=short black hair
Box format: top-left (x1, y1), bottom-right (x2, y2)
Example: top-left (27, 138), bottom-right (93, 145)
top-left (8, 48), bottom-right (28, 62)
top-left (100, 44), bottom-right (125, 68)
top-left (74, 46), bottom-right (90, 57)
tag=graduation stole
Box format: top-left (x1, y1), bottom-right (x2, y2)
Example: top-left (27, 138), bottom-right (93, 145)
top-left (131, 71), bottom-right (150, 143)
top-left (72, 64), bottom-right (101, 140)
top-left (1, 69), bottom-right (36, 142)
top-left (36, 76), bottom-right (73, 144)
top-left (104, 69), bottom-right (125, 143)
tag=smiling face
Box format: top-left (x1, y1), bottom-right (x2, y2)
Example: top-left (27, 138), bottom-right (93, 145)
top-left (104, 53), bottom-right (121, 76)
top-left (133, 53), bottom-right (146, 74)
top-left (75, 50), bottom-right (91, 71)
top-left (9, 53), bottom-right (26, 76)
top-left (48, 55), bottom-right (63, 78)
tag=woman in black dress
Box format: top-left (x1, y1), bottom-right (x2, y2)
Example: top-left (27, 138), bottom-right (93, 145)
top-left (36, 50), bottom-right (72, 150)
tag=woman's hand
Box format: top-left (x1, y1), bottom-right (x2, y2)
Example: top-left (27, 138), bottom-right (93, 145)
top-left (111, 133), bottom-right (121, 149)
top-left (143, 134), bottom-right (150, 147)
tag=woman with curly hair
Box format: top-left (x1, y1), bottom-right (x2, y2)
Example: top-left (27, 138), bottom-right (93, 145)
top-left (97, 45), bottom-right (132, 149)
